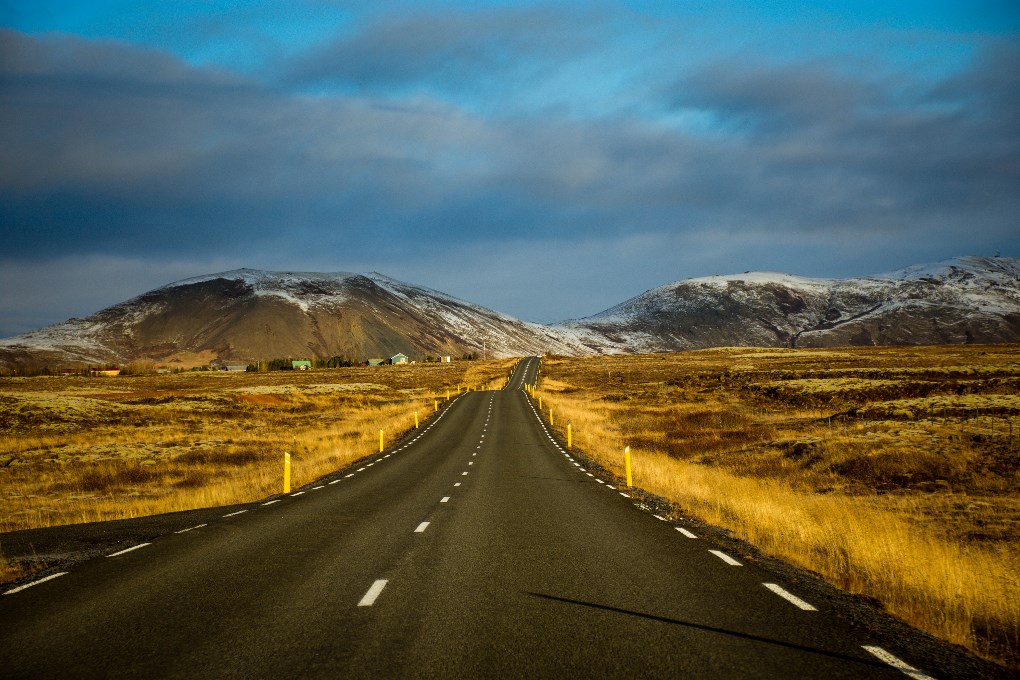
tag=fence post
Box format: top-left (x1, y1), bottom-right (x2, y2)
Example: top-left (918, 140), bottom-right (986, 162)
top-left (283, 452), bottom-right (291, 494)
top-left (625, 446), bottom-right (632, 488)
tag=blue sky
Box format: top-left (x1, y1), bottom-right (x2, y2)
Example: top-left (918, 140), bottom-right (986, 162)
top-left (1, 1), bottom-right (1018, 336)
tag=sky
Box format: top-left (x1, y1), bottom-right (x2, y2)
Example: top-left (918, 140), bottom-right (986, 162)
top-left (1, 1), bottom-right (1018, 337)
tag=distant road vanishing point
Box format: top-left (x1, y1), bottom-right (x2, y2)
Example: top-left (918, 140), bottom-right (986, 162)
top-left (1, 358), bottom-right (949, 678)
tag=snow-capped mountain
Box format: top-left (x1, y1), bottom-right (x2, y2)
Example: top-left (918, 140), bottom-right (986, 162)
top-left (1, 256), bottom-right (1017, 370)
top-left (0, 269), bottom-right (589, 368)
top-left (558, 256), bottom-right (1020, 352)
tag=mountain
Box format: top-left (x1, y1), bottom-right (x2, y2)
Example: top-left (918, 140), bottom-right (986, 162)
top-left (1, 256), bottom-right (1017, 371)
top-left (558, 256), bottom-right (1020, 352)
top-left (0, 270), bottom-right (587, 369)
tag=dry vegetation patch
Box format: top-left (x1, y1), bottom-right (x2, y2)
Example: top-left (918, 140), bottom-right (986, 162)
top-left (0, 360), bottom-right (514, 538)
top-left (536, 344), bottom-right (1020, 669)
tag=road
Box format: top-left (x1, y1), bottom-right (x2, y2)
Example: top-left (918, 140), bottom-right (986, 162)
top-left (0, 357), bottom-right (998, 678)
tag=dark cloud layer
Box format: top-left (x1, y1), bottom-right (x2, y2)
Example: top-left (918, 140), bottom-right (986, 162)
top-left (1, 13), bottom-right (1018, 335)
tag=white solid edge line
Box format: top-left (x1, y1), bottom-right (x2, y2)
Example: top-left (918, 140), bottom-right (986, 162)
top-left (358, 579), bottom-right (389, 607)
top-left (441, 496), bottom-right (451, 502)
top-left (107, 543), bottom-right (152, 558)
top-left (709, 550), bottom-right (742, 566)
top-left (763, 583), bottom-right (817, 611)
top-left (262, 499), bottom-right (281, 505)
top-left (862, 646), bottom-right (934, 680)
top-left (223, 509), bottom-right (248, 517)
top-left (4, 572), bottom-right (69, 595)
top-left (676, 527), bottom-right (698, 538)
top-left (414, 521), bottom-right (430, 533)
top-left (175, 523), bottom-right (208, 533)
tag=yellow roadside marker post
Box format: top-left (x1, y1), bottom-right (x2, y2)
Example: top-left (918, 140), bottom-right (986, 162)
top-left (379, 429), bottom-right (384, 453)
top-left (625, 446), bottom-right (633, 488)
top-left (283, 452), bottom-right (291, 493)
top-left (434, 399), bottom-right (439, 412)
top-left (414, 411), bottom-right (419, 429)
top-left (539, 396), bottom-right (543, 409)
top-left (567, 424), bottom-right (572, 449)
top-left (549, 408), bottom-right (554, 427)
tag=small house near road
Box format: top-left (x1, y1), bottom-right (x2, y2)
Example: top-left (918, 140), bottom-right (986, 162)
top-left (391, 353), bottom-right (409, 365)
top-left (292, 360), bottom-right (312, 371)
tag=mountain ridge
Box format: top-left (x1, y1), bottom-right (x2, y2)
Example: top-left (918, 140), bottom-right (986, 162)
top-left (1, 256), bottom-right (1017, 369)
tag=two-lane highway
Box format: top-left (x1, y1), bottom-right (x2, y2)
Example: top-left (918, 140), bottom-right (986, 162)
top-left (0, 357), bottom-right (968, 677)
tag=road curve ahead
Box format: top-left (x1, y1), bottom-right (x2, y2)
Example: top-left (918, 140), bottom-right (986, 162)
top-left (0, 357), bottom-right (959, 678)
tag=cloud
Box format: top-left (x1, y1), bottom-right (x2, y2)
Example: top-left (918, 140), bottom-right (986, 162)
top-left (281, 6), bottom-right (600, 92)
top-left (0, 20), bottom-right (1017, 333)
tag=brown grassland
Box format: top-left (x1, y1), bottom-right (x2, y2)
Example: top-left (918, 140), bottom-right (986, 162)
top-left (533, 344), bottom-right (1020, 670)
top-left (0, 359), bottom-right (514, 580)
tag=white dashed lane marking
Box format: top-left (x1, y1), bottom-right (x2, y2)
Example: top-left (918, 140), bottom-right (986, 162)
top-left (709, 550), bottom-right (742, 566)
top-left (862, 646), bottom-right (934, 679)
top-left (441, 496), bottom-right (451, 503)
top-left (763, 583), bottom-right (817, 611)
top-left (4, 572), bottom-right (69, 595)
top-left (358, 579), bottom-right (389, 607)
top-left (414, 521), bottom-right (430, 533)
top-left (675, 527), bottom-right (698, 539)
top-left (175, 524), bottom-right (208, 534)
top-left (223, 509), bottom-right (248, 517)
top-left (107, 543), bottom-right (151, 558)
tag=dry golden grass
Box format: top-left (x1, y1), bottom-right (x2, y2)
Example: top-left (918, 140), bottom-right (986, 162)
top-left (0, 359), bottom-right (515, 536)
top-left (535, 345), bottom-right (1020, 669)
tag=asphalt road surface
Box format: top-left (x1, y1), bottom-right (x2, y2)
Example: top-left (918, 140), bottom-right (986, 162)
top-left (0, 358), bottom-right (1004, 678)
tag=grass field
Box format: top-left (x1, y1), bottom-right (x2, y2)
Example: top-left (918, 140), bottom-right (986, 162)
top-left (533, 345), bottom-right (1020, 670)
top-left (0, 359), bottom-right (514, 543)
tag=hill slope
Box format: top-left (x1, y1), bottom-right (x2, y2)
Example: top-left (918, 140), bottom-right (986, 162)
top-left (558, 256), bottom-right (1020, 352)
top-left (0, 270), bottom-right (586, 368)
top-left (1, 256), bottom-right (1017, 370)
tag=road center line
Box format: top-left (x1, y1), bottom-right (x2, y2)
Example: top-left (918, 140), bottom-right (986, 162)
top-left (290, 491), bottom-right (305, 497)
top-left (462, 471), bottom-right (469, 476)
top-left (107, 543), bottom-right (151, 558)
top-left (676, 527), bottom-right (698, 538)
top-left (358, 579), bottom-right (389, 607)
top-left (709, 550), bottom-right (742, 566)
top-left (329, 479), bottom-right (341, 485)
top-left (441, 496), bottom-right (451, 503)
top-left (454, 482), bottom-right (462, 487)
top-left (4, 572), bottom-right (69, 595)
top-left (862, 646), bottom-right (934, 679)
top-left (175, 524), bottom-right (208, 533)
top-left (414, 521), bottom-right (430, 533)
top-left (763, 583), bottom-right (817, 611)
top-left (223, 509), bottom-right (248, 517)
top-left (262, 499), bottom-right (281, 505)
